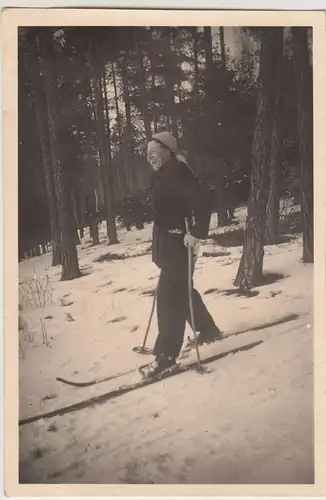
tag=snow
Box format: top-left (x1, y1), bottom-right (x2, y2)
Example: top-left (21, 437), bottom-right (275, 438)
top-left (18, 207), bottom-right (314, 484)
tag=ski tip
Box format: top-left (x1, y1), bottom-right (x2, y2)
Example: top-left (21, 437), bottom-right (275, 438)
top-left (56, 377), bottom-right (93, 387)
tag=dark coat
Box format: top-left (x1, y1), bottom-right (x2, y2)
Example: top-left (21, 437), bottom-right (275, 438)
top-left (151, 156), bottom-right (211, 270)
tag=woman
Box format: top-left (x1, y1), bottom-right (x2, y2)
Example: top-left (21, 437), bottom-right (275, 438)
top-left (143, 131), bottom-right (222, 379)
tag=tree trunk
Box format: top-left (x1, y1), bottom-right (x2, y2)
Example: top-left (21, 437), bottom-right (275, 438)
top-left (218, 26), bottom-right (234, 225)
top-left (234, 28), bottom-right (280, 289)
top-left (81, 97), bottom-right (100, 245)
top-left (89, 223), bottom-right (100, 245)
top-left (33, 49), bottom-right (62, 266)
top-left (34, 244), bottom-right (41, 256)
top-left (204, 27), bottom-right (213, 74)
top-left (82, 162), bottom-right (100, 247)
top-left (111, 61), bottom-right (130, 193)
top-left (74, 220), bottom-right (81, 246)
top-left (292, 28), bottom-right (314, 263)
top-left (164, 31), bottom-right (178, 137)
top-left (203, 27), bottom-right (214, 126)
top-left (265, 29), bottom-right (283, 244)
top-left (41, 38), bottom-right (81, 281)
top-left (84, 182), bottom-right (100, 246)
top-left (101, 70), bottom-right (118, 234)
top-left (171, 33), bottom-right (184, 132)
top-left (135, 28), bottom-right (152, 141)
top-left (120, 62), bottom-right (133, 130)
top-left (220, 27), bottom-right (226, 67)
top-left (216, 175), bottom-right (229, 227)
top-left (111, 61), bottom-right (123, 144)
top-left (119, 57), bottom-right (138, 191)
top-left (71, 186), bottom-right (83, 242)
top-left (88, 47), bottom-right (118, 245)
top-left (172, 30), bottom-right (183, 105)
top-left (192, 28), bottom-right (199, 100)
top-left (203, 29), bottom-right (229, 226)
top-left (151, 74), bottom-right (158, 133)
top-left (87, 189), bottom-right (100, 245)
top-left (80, 226), bottom-right (84, 239)
top-left (102, 70), bottom-right (113, 162)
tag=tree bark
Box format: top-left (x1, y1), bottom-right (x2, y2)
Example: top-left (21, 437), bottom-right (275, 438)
top-left (216, 173), bottom-right (229, 227)
top-left (135, 28), bottom-right (152, 141)
top-left (40, 35), bottom-right (81, 281)
top-left (71, 187), bottom-right (81, 244)
top-left (102, 68), bottom-right (117, 196)
top-left (102, 70), bottom-right (113, 162)
top-left (101, 70), bottom-right (118, 235)
top-left (81, 97), bottom-right (100, 245)
top-left (192, 28), bottom-right (199, 100)
top-left (292, 28), bottom-right (314, 263)
top-left (88, 46), bottom-right (118, 245)
top-left (204, 27), bottom-right (213, 73)
top-left (33, 48), bottom-right (62, 266)
top-left (119, 57), bottom-right (138, 191)
top-left (265, 29), bottom-right (283, 244)
top-left (86, 188), bottom-right (100, 245)
top-left (220, 27), bottom-right (226, 67)
top-left (111, 61), bottom-right (123, 144)
top-left (152, 75), bottom-right (158, 133)
top-left (234, 28), bottom-right (280, 289)
top-left (203, 28), bottom-right (229, 226)
top-left (111, 61), bottom-right (130, 193)
top-left (164, 31), bottom-right (178, 137)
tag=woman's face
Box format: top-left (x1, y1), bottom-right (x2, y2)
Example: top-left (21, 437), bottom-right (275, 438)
top-left (147, 141), bottom-right (170, 171)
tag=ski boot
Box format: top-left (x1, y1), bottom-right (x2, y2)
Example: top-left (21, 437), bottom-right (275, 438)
top-left (139, 354), bottom-right (178, 380)
top-left (185, 326), bottom-right (223, 350)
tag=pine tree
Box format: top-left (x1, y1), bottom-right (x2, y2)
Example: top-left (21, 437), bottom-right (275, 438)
top-left (234, 28), bottom-right (281, 289)
top-left (38, 29), bottom-right (81, 280)
top-left (292, 27), bottom-right (314, 263)
top-left (88, 38), bottom-right (118, 245)
top-left (265, 28), bottom-right (283, 244)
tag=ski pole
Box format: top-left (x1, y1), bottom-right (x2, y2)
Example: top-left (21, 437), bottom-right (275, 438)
top-left (185, 218), bottom-right (203, 372)
top-left (132, 277), bottom-right (159, 355)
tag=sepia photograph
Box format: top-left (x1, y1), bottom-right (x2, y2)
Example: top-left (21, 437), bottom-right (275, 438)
top-left (2, 9), bottom-right (325, 493)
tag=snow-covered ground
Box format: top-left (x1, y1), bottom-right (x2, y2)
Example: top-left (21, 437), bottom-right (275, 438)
top-left (18, 207), bottom-right (314, 484)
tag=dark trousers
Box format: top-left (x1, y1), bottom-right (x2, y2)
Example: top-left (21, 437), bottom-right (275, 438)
top-left (153, 256), bottom-right (216, 360)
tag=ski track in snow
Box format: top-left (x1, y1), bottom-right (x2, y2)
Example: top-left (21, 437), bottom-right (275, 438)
top-left (18, 207), bottom-right (314, 484)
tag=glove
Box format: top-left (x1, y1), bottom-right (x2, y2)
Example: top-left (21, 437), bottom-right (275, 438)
top-left (184, 233), bottom-right (201, 260)
top-left (184, 233), bottom-right (199, 249)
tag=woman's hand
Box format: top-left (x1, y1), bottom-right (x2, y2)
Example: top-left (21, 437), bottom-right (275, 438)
top-left (184, 233), bottom-right (199, 249)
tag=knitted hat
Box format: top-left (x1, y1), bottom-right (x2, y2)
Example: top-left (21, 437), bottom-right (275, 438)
top-left (150, 131), bottom-right (191, 169)
top-left (152, 131), bottom-right (178, 154)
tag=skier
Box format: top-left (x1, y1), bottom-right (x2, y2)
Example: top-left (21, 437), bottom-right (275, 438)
top-left (143, 131), bottom-right (222, 379)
